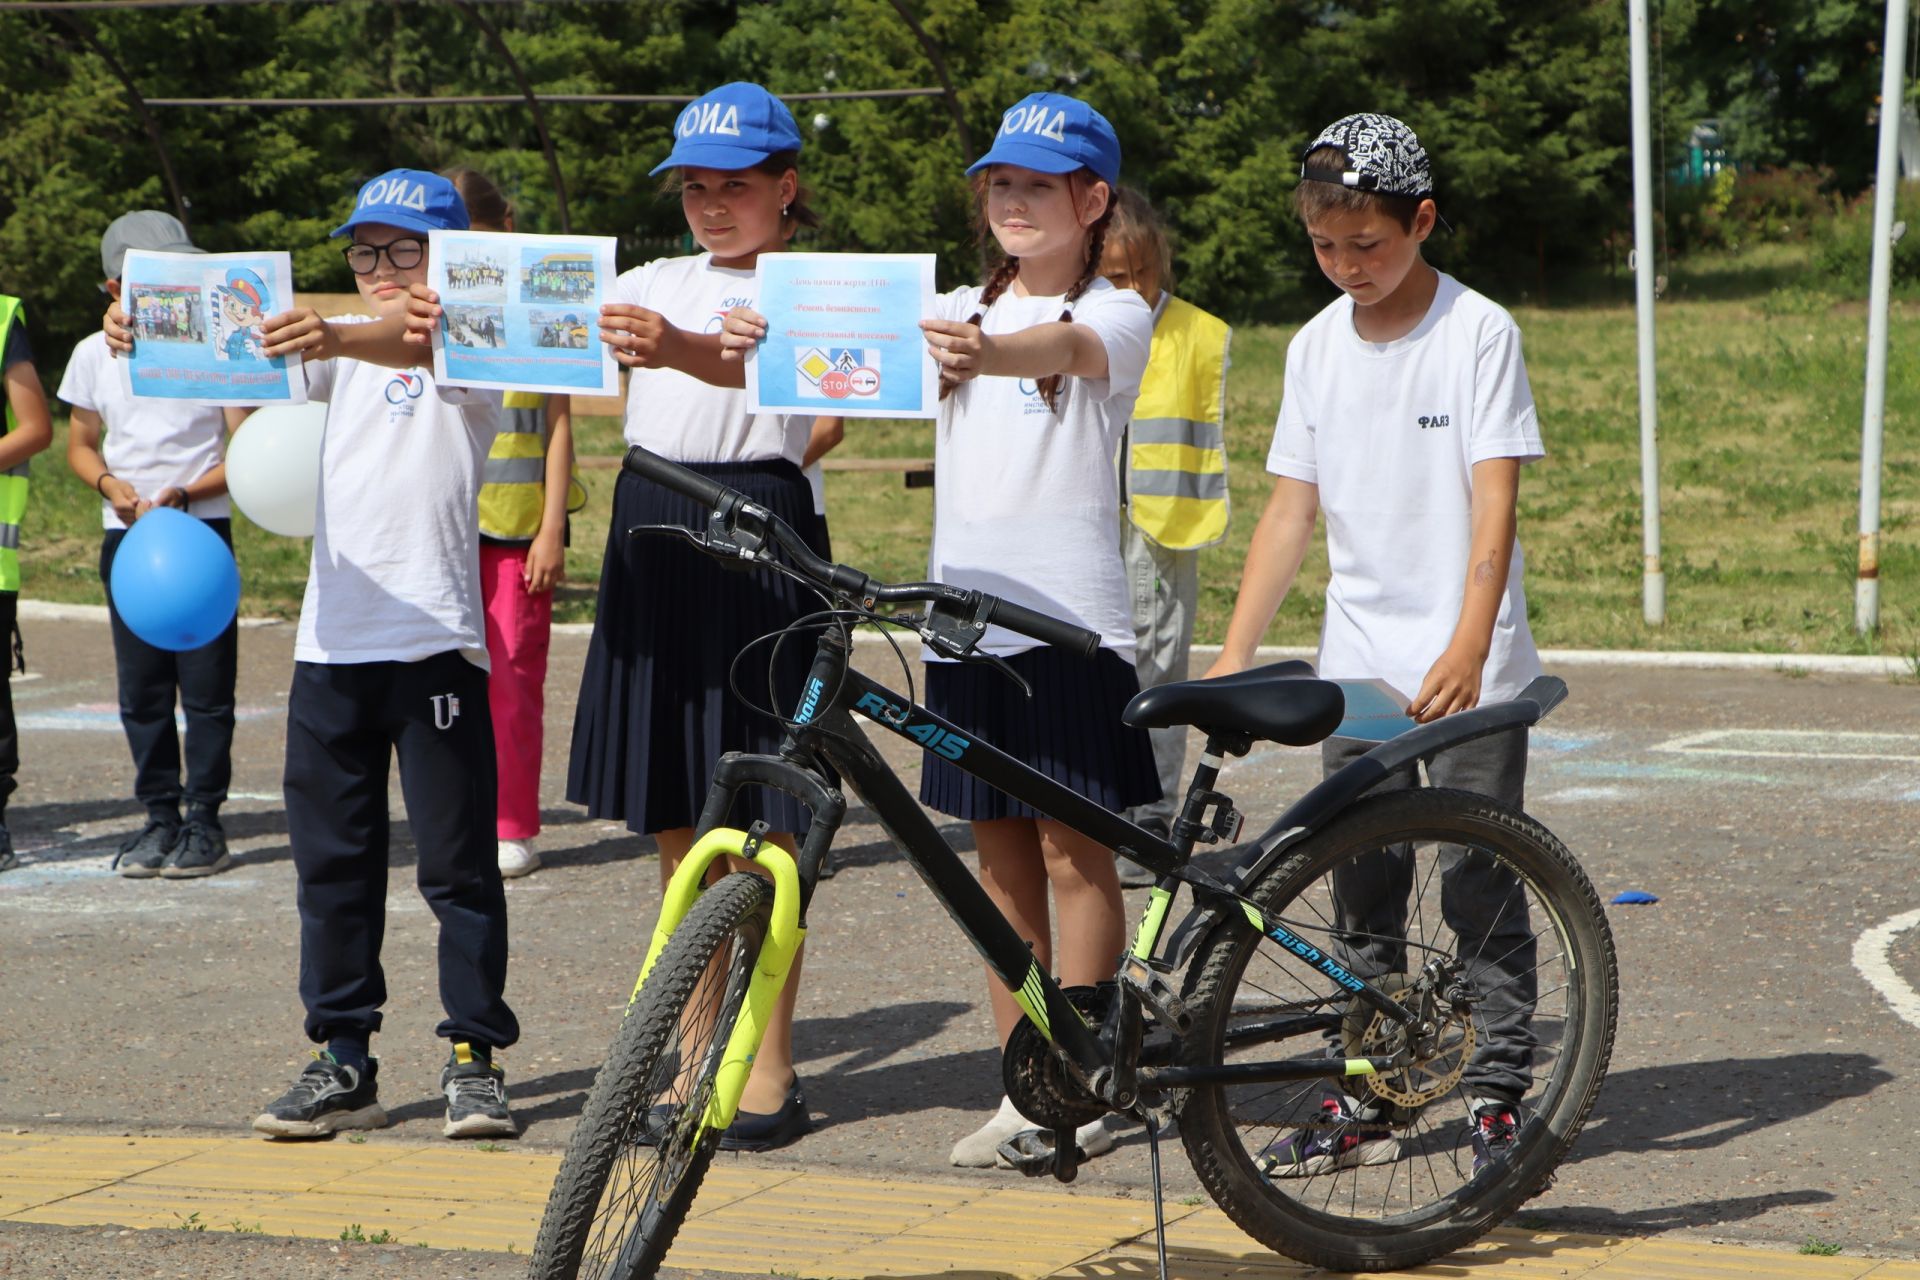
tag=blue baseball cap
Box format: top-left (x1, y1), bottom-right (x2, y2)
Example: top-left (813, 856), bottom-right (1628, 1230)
top-left (332, 169), bottom-right (470, 239)
top-left (966, 93), bottom-right (1121, 187)
top-left (650, 82), bottom-right (803, 176)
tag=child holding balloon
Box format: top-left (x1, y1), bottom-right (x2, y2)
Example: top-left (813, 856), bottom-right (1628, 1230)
top-left (107, 171), bottom-right (519, 1142)
top-left (60, 210), bottom-right (243, 879)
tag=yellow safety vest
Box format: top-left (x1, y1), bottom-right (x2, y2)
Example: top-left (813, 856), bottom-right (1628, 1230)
top-left (0, 296), bottom-right (32, 592)
top-left (1125, 295), bottom-right (1232, 551)
top-left (477, 391), bottom-right (550, 541)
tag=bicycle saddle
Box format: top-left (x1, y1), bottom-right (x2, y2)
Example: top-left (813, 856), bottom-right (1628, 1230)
top-left (1123, 660), bottom-right (1346, 747)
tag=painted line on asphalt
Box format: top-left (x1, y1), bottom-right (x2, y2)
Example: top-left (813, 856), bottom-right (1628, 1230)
top-left (1654, 729), bottom-right (1920, 763)
top-left (1852, 908), bottom-right (1920, 1033)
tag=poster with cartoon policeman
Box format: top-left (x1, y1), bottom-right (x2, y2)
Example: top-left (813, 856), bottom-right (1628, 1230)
top-left (122, 249), bottom-right (305, 405)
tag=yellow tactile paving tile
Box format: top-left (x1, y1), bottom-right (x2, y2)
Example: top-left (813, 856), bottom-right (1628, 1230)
top-left (0, 1129), bottom-right (1908, 1280)
top-left (1597, 1241), bottom-right (1878, 1280)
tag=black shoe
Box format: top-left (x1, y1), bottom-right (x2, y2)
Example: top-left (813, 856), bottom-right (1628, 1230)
top-left (113, 817), bottom-right (181, 879)
top-left (442, 1044), bottom-right (517, 1138)
top-left (0, 823), bottom-right (16, 873)
top-left (253, 1054), bottom-right (386, 1139)
top-left (161, 815), bottom-right (231, 878)
top-left (718, 1078), bottom-right (811, 1152)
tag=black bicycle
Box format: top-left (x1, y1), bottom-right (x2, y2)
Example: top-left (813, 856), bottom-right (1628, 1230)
top-left (529, 446), bottom-right (1618, 1279)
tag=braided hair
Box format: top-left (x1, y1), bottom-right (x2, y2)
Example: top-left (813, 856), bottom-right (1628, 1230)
top-left (941, 169), bottom-right (1115, 412)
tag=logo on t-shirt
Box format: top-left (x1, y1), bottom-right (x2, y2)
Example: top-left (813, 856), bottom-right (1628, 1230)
top-left (1417, 413), bottom-right (1451, 430)
top-left (385, 373), bottom-right (426, 405)
top-left (1016, 377), bottom-right (1054, 416)
top-left (705, 294), bottom-right (755, 335)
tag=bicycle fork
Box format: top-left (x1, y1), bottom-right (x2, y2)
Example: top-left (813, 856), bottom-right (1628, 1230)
top-left (627, 825), bottom-right (807, 1136)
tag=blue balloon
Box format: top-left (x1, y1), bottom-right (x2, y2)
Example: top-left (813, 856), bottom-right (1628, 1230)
top-left (108, 508), bottom-right (241, 652)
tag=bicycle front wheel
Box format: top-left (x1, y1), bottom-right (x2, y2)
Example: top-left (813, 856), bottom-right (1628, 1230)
top-left (1178, 788), bottom-right (1617, 1271)
top-left (529, 871), bottom-right (774, 1280)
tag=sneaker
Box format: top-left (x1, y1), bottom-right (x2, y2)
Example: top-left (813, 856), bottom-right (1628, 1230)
top-left (0, 823), bottom-right (16, 873)
top-left (442, 1043), bottom-right (517, 1138)
top-left (253, 1054), bottom-right (386, 1138)
top-left (497, 838), bottom-right (540, 879)
top-left (1256, 1095), bottom-right (1399, 1178)
top-left (950, 1094), bottom-right (1032, 1168)
top-left (1116, 852), bottom-right (1157, 889)
top-left (161, 816), bottom-right (232, 878)
top-left (1469, 1102), bottom-right (1521, 1174)
top-left (112, 817), bottom-right (180, 879)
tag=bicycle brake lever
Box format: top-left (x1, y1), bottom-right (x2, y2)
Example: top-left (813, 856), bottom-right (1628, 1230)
top-left (976, 649), bottom-right (1033, 698)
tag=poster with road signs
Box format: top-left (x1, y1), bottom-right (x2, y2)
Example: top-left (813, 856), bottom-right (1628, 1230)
top-left (747, 253), bottom-right (937, 419)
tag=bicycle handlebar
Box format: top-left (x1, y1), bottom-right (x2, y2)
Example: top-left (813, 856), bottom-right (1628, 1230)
top-left (620, 445), bottom-right (1101, 659)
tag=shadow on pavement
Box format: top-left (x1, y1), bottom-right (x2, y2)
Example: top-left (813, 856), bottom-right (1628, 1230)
top-left (1571, 1052), bottom-right (1889, 1160)
top-left (1523, 1189), bottom-right (1836, 1235)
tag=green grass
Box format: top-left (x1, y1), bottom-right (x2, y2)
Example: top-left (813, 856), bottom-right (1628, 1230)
top-left (21, 243), bottom-right (1915, 655)
top-left (1799, 1236), bottom-right (1844, 1256)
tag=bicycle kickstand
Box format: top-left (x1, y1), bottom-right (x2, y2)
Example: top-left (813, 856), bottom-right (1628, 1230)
top-left (1145, 1116), bottom-right (1170, 1280)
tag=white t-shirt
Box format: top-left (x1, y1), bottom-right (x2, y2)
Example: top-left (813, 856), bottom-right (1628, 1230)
top-left (56, 333), bottom-right (231, 531)
top-left (928, 276), bottom-right (1154, 659)
top-left (615, 254), bottom-right (811, 465)
top-left (1266, 272), bottom-right (1544, 705)
top-left (297, 326), bottom-right (502, 666)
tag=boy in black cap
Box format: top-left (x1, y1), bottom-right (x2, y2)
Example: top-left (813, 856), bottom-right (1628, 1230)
top-left (1208, 113), bottom-right (1546, 1177)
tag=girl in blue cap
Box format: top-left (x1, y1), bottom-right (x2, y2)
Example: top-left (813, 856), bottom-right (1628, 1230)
top-left (922, 93), bottom-right (1158, 1167)
top-left (568, 82), bottom-right (838, 1152)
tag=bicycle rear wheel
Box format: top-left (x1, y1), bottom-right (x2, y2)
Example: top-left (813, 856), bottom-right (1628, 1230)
top-left (529, 872), bottom-right (774, 1280)
top-left (1177, 788), bottom-right (1617, 1271)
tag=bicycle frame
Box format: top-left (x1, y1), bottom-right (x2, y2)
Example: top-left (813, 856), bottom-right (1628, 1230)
top-left (649, 625), bottom-right (1452, 1128)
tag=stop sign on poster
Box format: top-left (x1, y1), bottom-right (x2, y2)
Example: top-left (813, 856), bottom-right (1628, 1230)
top-left (819, 370), bottom-right (853, 399)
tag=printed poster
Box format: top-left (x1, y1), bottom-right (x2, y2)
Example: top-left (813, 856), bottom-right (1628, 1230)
top-left (1331, 678), bottom-right (1419, 742)
top-left (122, 249), bottom-right (305, 406)
top-left (747, 253), bottom-right (937, 419)
top-left (428, 230), bottom-right (619, 397)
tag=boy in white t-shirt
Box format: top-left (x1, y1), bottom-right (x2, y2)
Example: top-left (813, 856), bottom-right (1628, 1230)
top-left (60, 211), bottom-right (245, 881)
top-left (1207, 114), bottom-right (1545, 1176)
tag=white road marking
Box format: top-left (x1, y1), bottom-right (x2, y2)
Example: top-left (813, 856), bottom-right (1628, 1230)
top-left (1853, 908), bottom-right (1920, 1032)
top-left (1654, 728), bottom-right (1920, 763)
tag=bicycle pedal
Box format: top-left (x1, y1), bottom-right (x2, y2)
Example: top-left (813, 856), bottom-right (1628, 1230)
top-left (996, 1131), bottom-right (1057, 1178)
top-left (1120, 956), bottom-right (1194, 1035)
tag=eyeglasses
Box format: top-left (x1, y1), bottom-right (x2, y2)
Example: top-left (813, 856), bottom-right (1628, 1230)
top-left (343, 238), bottom-right (425, 275)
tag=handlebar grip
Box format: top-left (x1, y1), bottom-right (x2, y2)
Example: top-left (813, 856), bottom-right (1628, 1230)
top-left (622, 445), bottom-right (732, 511)
top-left (984, 597), bottom-right (1102, 659)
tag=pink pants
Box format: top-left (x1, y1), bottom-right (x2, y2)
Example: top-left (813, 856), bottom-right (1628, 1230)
top-left (480, 543), bottom-right (552, 840)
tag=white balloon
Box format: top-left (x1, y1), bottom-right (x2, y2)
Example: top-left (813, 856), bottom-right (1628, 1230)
top-left (226, 402), bottom-right (326, 538)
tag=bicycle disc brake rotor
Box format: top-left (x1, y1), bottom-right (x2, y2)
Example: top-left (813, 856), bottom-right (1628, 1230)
top-left (1341, 975), bottom-right (1476, 1110)
top-left (1002, 984), bottom-right (1110, 1132)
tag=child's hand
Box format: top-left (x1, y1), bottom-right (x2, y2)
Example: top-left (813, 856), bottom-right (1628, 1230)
top-left (1408, 644), bottom-right (1485, 723)
top-left (402, 285), bottom-right (443, 347)
top-left (717, 306), bottom-right (768, 362)
top-left (100, 475), bottom-right (142, 525)
top-left (920, 318), bottom-right (991, 388)
top-left (524, 531), bottom-right (565, 595)
top-left (1201, 654), bottom-right (1248, 681)
top-left (104, 301), bottom-right (134, 356)
top-left (600, 304), bottom-right (680, 369)
top-left (260, 308), bottom-right (335, 362)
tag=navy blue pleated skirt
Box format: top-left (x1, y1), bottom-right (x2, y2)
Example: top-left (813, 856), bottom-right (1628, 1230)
top-left (919, 646), bottom-right (1162, 822)
top-left (566, 459), bottom-right (829, 836)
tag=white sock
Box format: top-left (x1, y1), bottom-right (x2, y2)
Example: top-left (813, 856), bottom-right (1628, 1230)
top-left (949, 1095), bottom-right (1032, 1167)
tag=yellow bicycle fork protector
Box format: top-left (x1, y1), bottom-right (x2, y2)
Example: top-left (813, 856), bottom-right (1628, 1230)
top-left (627, 827), bottom-right (806, 1133)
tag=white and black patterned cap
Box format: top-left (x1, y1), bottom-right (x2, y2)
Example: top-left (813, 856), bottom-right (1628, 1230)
top-left (1300, 113), bottom-right (1434, 200)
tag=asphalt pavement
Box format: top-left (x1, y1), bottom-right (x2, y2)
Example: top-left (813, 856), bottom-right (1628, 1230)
top-left (2, 613), bottom-right (1918, 1276)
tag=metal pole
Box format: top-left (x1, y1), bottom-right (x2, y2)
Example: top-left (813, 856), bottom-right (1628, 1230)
top-left (1855, 0), bottom-right (1910, 634)
top-left (1629, 0), bottom-right (1664, 625)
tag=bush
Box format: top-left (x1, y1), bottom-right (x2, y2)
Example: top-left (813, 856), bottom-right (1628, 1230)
top-left (1668, 165), bottom-right (1836, 253)
top-left (1814, 181), bottom-right (1920, 289)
